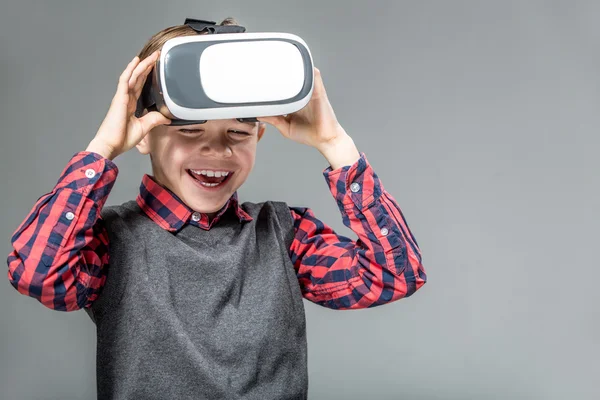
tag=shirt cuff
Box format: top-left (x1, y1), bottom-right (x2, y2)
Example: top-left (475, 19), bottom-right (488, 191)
top-left (322, 152), bottom-right (383, 210)
top-left (55, 151), bottom-right (119, 206)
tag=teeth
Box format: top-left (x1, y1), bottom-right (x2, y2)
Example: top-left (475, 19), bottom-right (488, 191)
top-left (200, 182), bottom-right (220, 187)
top-left (190, 169), bottom-right (230, 177)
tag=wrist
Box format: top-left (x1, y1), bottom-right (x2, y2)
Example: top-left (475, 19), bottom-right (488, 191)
top-left (317, 127), bottom-right (361, 170)
top-left (86, 139), bottom-right (118, 160)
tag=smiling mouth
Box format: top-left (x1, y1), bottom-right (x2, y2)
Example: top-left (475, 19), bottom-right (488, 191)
top-left (186, 169), bottom-right (234, 188)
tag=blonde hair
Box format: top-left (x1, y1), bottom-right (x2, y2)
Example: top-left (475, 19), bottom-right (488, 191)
top-left (137, 17), bottom-right (241, 59)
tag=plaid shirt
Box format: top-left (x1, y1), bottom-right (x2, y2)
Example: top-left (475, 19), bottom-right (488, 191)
top-left (7, 151), bottom-right (426, 311)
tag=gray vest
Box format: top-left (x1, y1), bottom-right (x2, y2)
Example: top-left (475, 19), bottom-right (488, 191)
top-left (85, 200), bottom-right (308, 399)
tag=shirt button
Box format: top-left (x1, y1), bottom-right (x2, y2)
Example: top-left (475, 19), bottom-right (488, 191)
top-left (350, 182), bottom-right (361, 193)
top-left (65, 212), bottom-right (75, 221)
top-left (191, 212), bottom-right (201, 222)
top-left (85, 169), bottom-right (96, 178)
top-left (380, 227), bottom-right (389, 236)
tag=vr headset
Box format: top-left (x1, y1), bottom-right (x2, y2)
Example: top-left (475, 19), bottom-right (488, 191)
top-left (136, 18), bottom-right (315, 126)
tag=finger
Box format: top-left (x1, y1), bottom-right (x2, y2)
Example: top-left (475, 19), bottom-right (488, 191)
top-left (128, 52), bottom-right (158, 90)
top-left (117, 56), bottom-right (140, 96)
top-left (131, 58), bottom-right (157, 93)
top-left (129, 50), bottom-right (160, 89)
top-left (132, 62), bottom-right (154, 97)
top-left (129, 50), bottom-right (158, 85)
top-left (138, 111), bottom-right (171, 133)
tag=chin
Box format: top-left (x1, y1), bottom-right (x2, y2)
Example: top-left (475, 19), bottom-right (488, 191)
top-left (184, 197), bottom-right (226, 213)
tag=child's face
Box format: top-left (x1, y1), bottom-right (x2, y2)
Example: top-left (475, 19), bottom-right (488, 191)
top-left (137, 119), bottom-right (266, 215)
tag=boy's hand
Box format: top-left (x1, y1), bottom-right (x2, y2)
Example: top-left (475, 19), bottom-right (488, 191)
top-left (257, 67), bottom-right (360, 169)
top-left (257, 68), bottom-right (348, 150)
top-left (86, 51), bottom-right (171, 160)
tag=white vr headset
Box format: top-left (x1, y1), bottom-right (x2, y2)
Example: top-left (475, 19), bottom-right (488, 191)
top-left (136, 18), bottom-right (315, 126)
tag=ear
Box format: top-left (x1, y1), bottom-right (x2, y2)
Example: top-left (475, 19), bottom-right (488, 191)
top-left (257, 122), bottom-right (266, 142)
top-left (136, 133), bottom-right (152, 155)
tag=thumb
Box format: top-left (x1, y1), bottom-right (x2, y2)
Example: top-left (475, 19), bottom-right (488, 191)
top-left (139, 111), bottom-right (171, 133)
top-left (257, 115), bottom-right (290, 136)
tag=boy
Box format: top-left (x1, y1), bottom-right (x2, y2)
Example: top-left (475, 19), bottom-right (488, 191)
top-left (7, 18), bottom-right (426, 399)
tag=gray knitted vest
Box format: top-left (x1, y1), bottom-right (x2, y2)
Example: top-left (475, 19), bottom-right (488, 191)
top-left (84, 200), bottom-right (308, 399)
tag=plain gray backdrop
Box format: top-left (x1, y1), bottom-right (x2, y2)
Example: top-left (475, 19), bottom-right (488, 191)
top-left (1, 0), bottom-right (598, 399)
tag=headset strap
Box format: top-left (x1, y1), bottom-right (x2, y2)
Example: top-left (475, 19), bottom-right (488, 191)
top-left (184, 18), bottom-right (246, 34)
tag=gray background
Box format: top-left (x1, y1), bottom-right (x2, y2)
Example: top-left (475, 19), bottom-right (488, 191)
top-left (1, 0), bottom-right (598, 399)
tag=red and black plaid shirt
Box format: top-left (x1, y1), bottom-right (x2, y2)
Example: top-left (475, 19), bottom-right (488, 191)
top-left (7, 151), bottom-right (426, 311)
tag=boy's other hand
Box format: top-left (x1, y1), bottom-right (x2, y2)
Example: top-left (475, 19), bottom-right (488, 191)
top-left (256, 67), bottom-right (349, 153)
top-left (87, 51), bottom-right (171, 160)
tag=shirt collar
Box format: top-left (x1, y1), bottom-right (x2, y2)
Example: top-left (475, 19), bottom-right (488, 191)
top-left (136, 174), bottom-right (253, 232)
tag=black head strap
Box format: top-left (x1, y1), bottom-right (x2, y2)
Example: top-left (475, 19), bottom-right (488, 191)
top-left (184, 18), bottom-right (246, 34)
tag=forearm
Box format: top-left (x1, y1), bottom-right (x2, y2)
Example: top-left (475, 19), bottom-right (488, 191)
top-left (290, 152), bottom-right (426, 309)
top-left (7, 151), bottom-right (117, 310)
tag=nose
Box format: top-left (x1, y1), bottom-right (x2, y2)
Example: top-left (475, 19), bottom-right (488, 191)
top-left (199, 135), bottom-right (233, 158)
